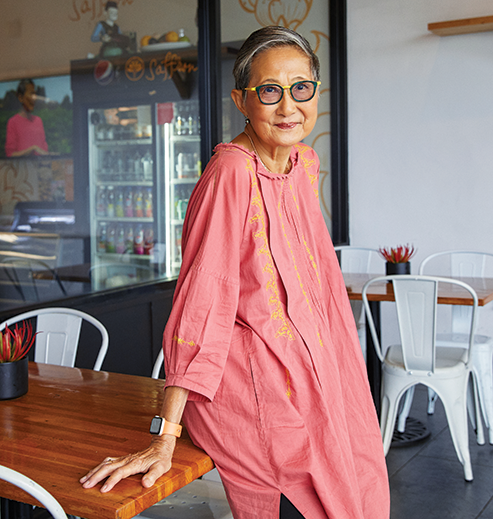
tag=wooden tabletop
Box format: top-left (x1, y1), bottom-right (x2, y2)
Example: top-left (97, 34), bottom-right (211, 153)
top-left (0, 363), bottom-right (214, 519)
top-left (344, 273), bottom-right (493, 306)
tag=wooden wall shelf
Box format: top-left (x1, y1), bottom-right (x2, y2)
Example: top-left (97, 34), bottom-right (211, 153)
top-left (428, 15), bottom-right (493, 36)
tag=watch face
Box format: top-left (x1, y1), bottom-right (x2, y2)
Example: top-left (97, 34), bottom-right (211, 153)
top-left (150, 416), bottom-right (163, 435)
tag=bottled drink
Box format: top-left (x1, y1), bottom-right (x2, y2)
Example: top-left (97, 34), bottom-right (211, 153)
top-left (144, 225), bottom-right (154, 256)
top-left (116, 224), bottom-right (125, 254)
top-left (175, 226), bottom-right (182, 262)
top-left (115, 188), bottom-right (124, 217)
top-left (144, 188), bottom-right (153, 218)
top-left (124, 187), bottom-right (133, 217)
top-left (97, 223), bottom-right (107, 253)
top-left (142, 151), bottom-right (153, 180)
top-left (176, 153), bottom-right (184, 178)
top-left (96, 187), bottom-right (106, 217)
top-left (175, 106), bottom-right (183, 135)
top-left (134, 151), bottom-right (142, 179)
top-left (117, 152), bottom-right (124, 176)
top-left (134, 224), bottom-right (144, 255)
top-left (106, 225), bottom-right (116, 253)
top-left (125, 225), bottom-right (134, 253)
top-left (106, 186), bottom-right (115, 217)
top-left (134, 188), bottom-right (144, 218)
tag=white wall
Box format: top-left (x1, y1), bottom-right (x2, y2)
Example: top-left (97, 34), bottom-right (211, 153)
top-left (347, 0), bottom-right (493, 336)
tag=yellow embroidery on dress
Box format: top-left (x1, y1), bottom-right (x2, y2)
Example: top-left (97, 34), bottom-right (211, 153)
top-left (277, 183), bottom-right (314, 316)
top-left (295, 143), bottom-right (318, 198)
top-left (278, 180), bottom-right (324, 348)
top-left (249, 162), bottom-right (294, 341)
top-left (172, 335), bottom-right (196, 347)
top-left (285, 368), bottom-right (292, 398)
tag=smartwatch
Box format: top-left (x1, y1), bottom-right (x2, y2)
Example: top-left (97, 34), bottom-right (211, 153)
top-left (150, 415), bottom-right (182, 437)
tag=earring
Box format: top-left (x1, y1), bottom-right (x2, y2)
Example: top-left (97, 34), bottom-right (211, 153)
top-left (245, 117), bottom-right (250, 125)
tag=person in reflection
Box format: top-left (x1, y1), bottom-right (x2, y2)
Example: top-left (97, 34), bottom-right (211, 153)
top-left (90, 1), bottom-right (130, 57)
top-left (5, 79), bottom-right (49, 158)
top-left (80, 26), bottom-right (390, 519)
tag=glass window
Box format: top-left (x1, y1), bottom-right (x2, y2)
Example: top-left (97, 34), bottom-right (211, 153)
top-left (0, 1), bottom-right (204, 312)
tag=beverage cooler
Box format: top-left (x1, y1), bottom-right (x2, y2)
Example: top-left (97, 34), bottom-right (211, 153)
top-left (70, 50), bottom-right (202, 291)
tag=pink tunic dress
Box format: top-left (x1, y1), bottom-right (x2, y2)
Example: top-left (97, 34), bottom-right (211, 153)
top-left (5, 113), bottom-right (48, 157)
top-left (163, 143), bottom-right (389, 519)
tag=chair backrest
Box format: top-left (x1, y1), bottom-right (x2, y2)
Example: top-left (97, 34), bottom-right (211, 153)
top-left (334, 246), bottom-right (383, 273)
top-left (0, 307), bottom-right (108, 371)
top-left (419, 251), bottom-right (493, 334)
top-left (0, 465), bottom-right (67, 519)
top-left (362, 275), bottom-right (478, 373)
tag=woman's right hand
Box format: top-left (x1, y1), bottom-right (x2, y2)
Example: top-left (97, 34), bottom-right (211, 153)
top-left (80, 435), bottom-right (176, 493)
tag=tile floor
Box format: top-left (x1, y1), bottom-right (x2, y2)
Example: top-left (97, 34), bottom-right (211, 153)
top-left (387, 385), bottom-right (493, 519)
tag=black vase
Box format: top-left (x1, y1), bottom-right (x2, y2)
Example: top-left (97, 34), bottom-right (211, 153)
top-left (386, 262), bottom-right (411, 275)
top-left (0, 356), bottom-right (28, 400)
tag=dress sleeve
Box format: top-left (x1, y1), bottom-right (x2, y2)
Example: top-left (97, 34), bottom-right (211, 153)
top-left (163, 148), bottom-right (252, 402)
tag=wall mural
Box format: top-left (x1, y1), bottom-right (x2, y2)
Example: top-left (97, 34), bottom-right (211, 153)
top-left (237, 0), bottom-right (331, 221)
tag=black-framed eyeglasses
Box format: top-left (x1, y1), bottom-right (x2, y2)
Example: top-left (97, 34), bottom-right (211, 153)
top-left (243, 81), bottom-right (321, 105)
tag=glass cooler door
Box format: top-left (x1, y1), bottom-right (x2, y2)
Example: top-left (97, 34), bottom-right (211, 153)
top-left (88, 105), bottom-right (158, 291)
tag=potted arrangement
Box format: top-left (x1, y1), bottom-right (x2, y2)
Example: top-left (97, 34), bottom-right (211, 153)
top-left (378, 244), bottom-right (416, 275)
top-left (0, 322), bottom-right (37, 400)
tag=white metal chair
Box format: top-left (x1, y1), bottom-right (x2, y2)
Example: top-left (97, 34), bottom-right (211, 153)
top-left (399, 251), bottom-right (493, 444)
top-left (0, 307), bottom-right (108, 371)
top-left (135, 351), bottom-right (233, 519)
top-left (362, 274), bottom-right (480, 481)
top-left (0, 465), bottom-right (67, 519)
top-left (334, 246), bottom-right (384, 358)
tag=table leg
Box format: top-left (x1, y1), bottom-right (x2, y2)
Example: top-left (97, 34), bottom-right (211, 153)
top-left (366, 300), bottom-right (381, 416)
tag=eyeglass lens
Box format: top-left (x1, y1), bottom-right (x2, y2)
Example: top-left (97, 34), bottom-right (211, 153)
top-left (258, 81), bottom-right (317, 104)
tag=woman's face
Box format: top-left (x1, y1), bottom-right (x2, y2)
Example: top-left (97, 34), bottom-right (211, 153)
top-left (233, 46), bottom-right (319, 152)
top-left (18, 83), bottom-right (36, 113)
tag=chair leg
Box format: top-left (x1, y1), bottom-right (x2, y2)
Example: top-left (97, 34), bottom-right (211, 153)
top-left (433, 378), bottom-right (473, 481)
top-left (397, 386), bottom-right (415, 433)
top-left (380, 382), bottom-right (406, 456)
top-left (467, 373), bottom-right (485, 445)
top-left (427, 388), bottom-right (438, 414)
top-left (471, 345), bottom-right (493, 444)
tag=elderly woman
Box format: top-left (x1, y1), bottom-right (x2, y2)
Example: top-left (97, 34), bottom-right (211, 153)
top-left (81, 26), bottom-right (389, 519)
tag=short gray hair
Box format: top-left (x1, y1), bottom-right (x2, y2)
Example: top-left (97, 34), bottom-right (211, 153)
top-left (233, 26), bottom-right (320, 92)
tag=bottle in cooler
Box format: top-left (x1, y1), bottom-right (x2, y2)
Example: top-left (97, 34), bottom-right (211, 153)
top-left (134, 188), bottom-right (144, 217)
top-left (115, 188), bottom-right (124, 217)
top-left (134, 151), bottom-right (143, 180)
top-left (125, 225), bottom-right (134, 253)
top-left (175, 226), bottom-right (182, 262)
top-left (116, 224), bottom-right (125, 253)
top-left (97, 222), bottom-right (107, 253)
top-left (134, 224), bottom-right (144, 255)
top-left (144, 187), bottom-right (153, 217)
top-left (142, 150), bottom-right (153, 180)
top-left (106, 186), bottom-right (115, 217)
top-left (96, 186), bottom-right (107, 217)
top-left (144, 225), bottom-right (154, 255)
top-left (106, 224), bottom-right (116, 253)
top-left (124, 187), bottom-right (133, 217)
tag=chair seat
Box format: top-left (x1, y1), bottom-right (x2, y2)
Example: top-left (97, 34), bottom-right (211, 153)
top-left (385, 344), bottom-right (468, 373)
top-left (436, 332), bottom-right (493, 349)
